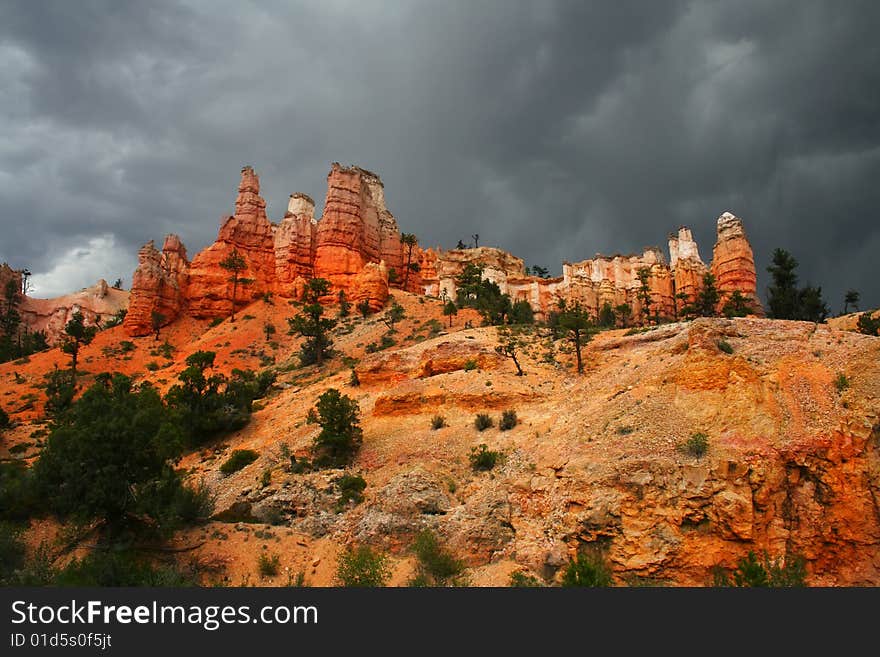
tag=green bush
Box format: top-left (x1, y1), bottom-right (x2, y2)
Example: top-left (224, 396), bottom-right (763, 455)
top-left (682, 432), bottom-right (709, 458)
top-left (54, 549), bottom-right (195, 586)
top-left (717, 339), bottom-right (734, 354)
top-left (561, 551), bottom-right (613, 587)
top-left (220, 449), bottom-right (259, 475)
top-left (349, 369), bottom-right (360, 387)
top-left (258, 552), bottom-right (281, 578)
top-left (499, 409), bottom-right (517, 431)
top-left (337, 545), bottom-right (390, 587)
top-left (0, 522), bottom-right (26, 585)
top-left (289, 455), bottom-right (312, 474)
top-left (509, 570), bottom-right (543, 587)
top-left (431, 415), bottom-right (447, 430)
top-left (146, 361), bottom-right (159, 371)
top-left (469, 443), bottom-right (501, 471)
top-left (34, 374), bottom-right (184, 529)
top-left (834, 373), bottom-right (849, 393)
top-left (209, 317), bottom-right (224, 328)
top-left (463, 359), bottom-right (478, 371)
top-left (311, 389), bottom-right (363, 468)
top-left (410, 530), bottom-right (464, 586)
top-left (712, 550), bottom-right (807, 587)
top-left (474, 413), bottom-right (493, 431)
top-left (335, 474), bottom-right (367, 511)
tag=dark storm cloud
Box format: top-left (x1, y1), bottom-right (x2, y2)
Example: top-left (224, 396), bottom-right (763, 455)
top-left (0, 0), bottom-right (878, 308)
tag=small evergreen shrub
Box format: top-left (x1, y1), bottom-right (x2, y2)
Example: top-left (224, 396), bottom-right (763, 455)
top-left (220, 449), bottom-right (259, 475)
top-left (463, 359), bottom-right (478, 371)
top-left (431, 415), bottom-right (447, 430)
top-left (561, 551), bottom-right (613, 587)
top-left (474, 413), bottom-right (493, 431)
top-left (499, 410), bottom-right (517, 431)
top-left (712, 550), bottom-right (807, 587)
top-left (209, 317), bottom-right (224, 328)
top-left (509, 570), bottom-right (543, 587)
top-left (469, 443), bottom-right (501, 471)
top-left (682, 432), bottom-right (709, 458)
top-left (289, 455), bottom-right (312, 474)
top-left (409, 530), bottom-right (464, 586)
top-left (337, 545), bottom-right (390, 587)
top-left (834, 373), bottom-right (849, 393)
top-left (335, 474), bottom-right (367, 511)
top-left (717, 339), bottom-right (734, 354)
top-left (258, 552), bottom-right (281, 578)
top-left (0, 407), bottom-right (9, 430)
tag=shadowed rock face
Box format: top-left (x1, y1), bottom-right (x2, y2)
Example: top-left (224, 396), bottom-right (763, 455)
top-left (123, 236), bottom-right (188, 336)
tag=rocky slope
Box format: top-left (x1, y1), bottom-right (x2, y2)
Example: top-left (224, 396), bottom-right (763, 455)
top-left (5, 286), bottom-right (875, 587)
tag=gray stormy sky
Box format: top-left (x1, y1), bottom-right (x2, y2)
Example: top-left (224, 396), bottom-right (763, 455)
top-left (1, 0), bottom-right (878, 310)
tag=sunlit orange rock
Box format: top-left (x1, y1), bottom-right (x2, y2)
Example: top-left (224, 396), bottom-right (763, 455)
top-left (711, 212), bottom-right (763, 315)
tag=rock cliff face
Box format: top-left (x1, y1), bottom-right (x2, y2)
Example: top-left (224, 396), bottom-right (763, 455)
top-left (124, 163), bottom-right (764, 335)
top-left (123, 236), bottom-right (189, 337)
top-left (423, 219), bottom-right (761, 322)
top-left (313, 164), bottom-right (406, 294)
top-left (274, 193), bottom-right (317, 291)
top-left (711, 212), bottom-right (761, 314)
top-left (187, 167), bottom-right (277, 318)
top-left (124, 164), bottom-right (411, 334)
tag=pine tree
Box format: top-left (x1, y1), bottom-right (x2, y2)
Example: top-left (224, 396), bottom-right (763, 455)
top-left (766, 249), bottom-right (801, 320)
top-left (287, 279), bottom-right (336, 366)
top-left (558, 303), bottom-right (596, 374)
top-left (219, 249), bottom-right (249, 322)
top-left (696, 273), bottom-right (720, 317)
top-left (61, 311), bottom-right (97, 380)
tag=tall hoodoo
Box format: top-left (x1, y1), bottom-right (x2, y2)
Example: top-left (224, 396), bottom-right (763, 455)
top-left (274, 193), bottom-right (317, 291)
top-left (314, 164), bottom-right (406, 294)
top-left (123, 236), bottom-right (189, 336)
top-left (121, 163), bottom-right (765, 335)
top-left (187, 166), bottom-right (277, 318)
top-left (711, 211), bottom-right (761, 314)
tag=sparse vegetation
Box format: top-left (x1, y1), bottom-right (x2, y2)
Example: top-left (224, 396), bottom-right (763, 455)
top-left (712, 550), bottom-right (807, 587)
top-left (561, 550), bottom-right (613, 587)
top-left (499, 409), bottom-right (518, 431)
top-left (220, 449), bottom-right (259, 475)
top-left (288, 278), bottom-right (336, 367)
top-left (335, 473), bottom-right (367, 511)
top-left (463, 358), bottom-right (478, 371)
top-left (469, 443), bottom-right (501, 471)
top-left (682, 432), bottom-right (709, 458)
top-left (509, 570), bottom-right (543, 587)
top-left (409, 530), bottom-right (464, 586)
top-left (856, 312), bottom-right (880, 336)
top-left (431, 415), bottom-right (447, 430)
top-left (258, 552), bottom-right (281, 578)
top-left (717, 339), bottom-right (734, 354)
top-left (337, 545), bottom-right (390, 587)
top-left (474, 413), bottom-right (493, 431)
top-left (834, 373), bottom-right (850, 393)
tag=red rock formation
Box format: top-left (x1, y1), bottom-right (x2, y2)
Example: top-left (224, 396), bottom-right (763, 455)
top-left (350, 261), bottom-right (390, 313)
top-left (711, 212), bottom-right (762, 315)
top-left (314, 164), bottom-right (406, 294)
top-left (274, 193), bottom-right (317, 295)
top-left (188, 166), bottom-right (277, 318)
top-left (0, 264), bottom-right (22, 299)
top-left (668, 227), bottom-right (708, 313)
top-left (123, 235), bottom-right (189, 336)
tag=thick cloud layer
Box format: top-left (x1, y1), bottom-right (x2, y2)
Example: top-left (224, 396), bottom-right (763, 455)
top-left (1, 0), bottom-right (878, 309)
